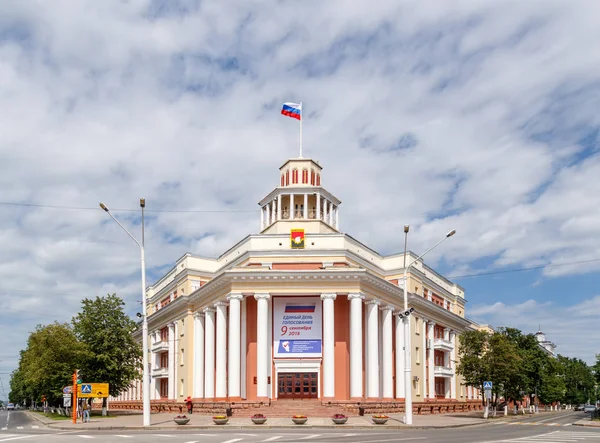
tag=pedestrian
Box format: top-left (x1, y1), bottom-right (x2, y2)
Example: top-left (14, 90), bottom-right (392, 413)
top-left (82, 400), bottom-right (90, 423)
top-left (185, 396), bottom-right (193, 414)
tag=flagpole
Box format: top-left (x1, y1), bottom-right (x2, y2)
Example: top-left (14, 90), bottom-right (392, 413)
top-left (299, 102), bottom-right (303, 158)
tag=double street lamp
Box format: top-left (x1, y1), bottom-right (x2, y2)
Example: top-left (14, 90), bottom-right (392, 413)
top-left (99, 199), bottom-right (150, 427)
top-left (402, 228), bottom-right (456, 425)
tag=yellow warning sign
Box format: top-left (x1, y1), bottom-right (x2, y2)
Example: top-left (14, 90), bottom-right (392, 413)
top-left (77, 383), bottom-right (109, 398)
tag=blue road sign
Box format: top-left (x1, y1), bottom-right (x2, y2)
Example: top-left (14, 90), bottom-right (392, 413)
top-left (483, 381), bottom-right (493, 389)
top-left (81, 384), bottom-right (92, 394)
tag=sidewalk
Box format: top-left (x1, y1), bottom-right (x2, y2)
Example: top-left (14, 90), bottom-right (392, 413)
top-left (574, 419), bottom-right (600, 427)
top-left (26, 410), bottom-right (488, 431)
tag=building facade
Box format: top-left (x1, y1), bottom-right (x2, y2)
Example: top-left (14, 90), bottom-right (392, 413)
top-left (112, 157), bottom-right (483, 409)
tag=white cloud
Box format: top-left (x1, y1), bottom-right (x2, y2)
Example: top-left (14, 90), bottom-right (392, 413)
top-left (471, 297), bottom-right (599, 364)
top-left (1, 0), bottom-right (600, 380)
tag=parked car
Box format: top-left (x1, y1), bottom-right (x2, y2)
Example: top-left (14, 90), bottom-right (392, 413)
top-left (584, 404), bottom-right (596, 413)
top-left (6, 403), bottom-right (15, 411)
top-left (575, 404), bottom-right (585, 411)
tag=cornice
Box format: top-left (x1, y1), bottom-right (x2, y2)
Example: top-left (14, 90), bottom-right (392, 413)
top-left (408, 294), bottom-right (472, 331)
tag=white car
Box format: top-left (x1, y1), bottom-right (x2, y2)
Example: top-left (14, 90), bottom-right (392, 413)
top-left (6, 403), bottom-right (15, 411)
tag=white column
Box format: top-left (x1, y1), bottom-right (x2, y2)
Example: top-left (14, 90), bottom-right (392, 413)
top-left (215, 301), bottom-right (228, 398)
top-left (450, 330), bottom-right (457, 399)
top-left (395, 312), bottom-right (405, 399)
top-left (260, 206), bottom-right (264, 229)
top-left (381, 305), bottom-right (394, 399)
top-left (271, 200), bottom-right (276, 224)
top-left (428, 321), bottom-right (435, 399)
top-left (204, 308), bottom-right (216, 398)
top-left (255, 293), bottom-right (270, 398)
top-left (266, 203), bottom-right (271, 226)
top-left (421, 319), bottom-right (427, 397)
top-left (365, 299), bottom-right (380, 398)
top-left (325, 200), bottom-right (330, 224)
top-left (316, 192), bottom-right (321, 220)
top-left (193, 312), bottom-right (204, 398)
top-left (241, 296), bottom-right (247, 399)
top-left (167, 322), bottom-right (175, 399)
top-left (348, 293), bottom-right (364, 398)
top-left (303, 193), bottom-right (308, 219)
top-left (321, 293), bottom-right (336, 398)
top-left (335, 206), bottom-right (339, 229)
top-left (289, 194), bottom-right (295, 220)
top-left (228, 293), bottom-right (243, 398)
top-left (277, 194), bottom-right (282, 221)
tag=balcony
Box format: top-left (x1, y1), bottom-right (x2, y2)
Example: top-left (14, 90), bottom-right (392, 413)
top-left (152, 366), bottom-right (168, 378)
top-left (434, 366), bottom-right (454, 377)
top-left (151, 341), bottom-right (169, 353)
top-left (433, 338), bottom-right (454, 352)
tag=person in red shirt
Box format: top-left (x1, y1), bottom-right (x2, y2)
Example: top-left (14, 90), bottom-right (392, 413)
top-left (185, 396), bottom-right (193, 414)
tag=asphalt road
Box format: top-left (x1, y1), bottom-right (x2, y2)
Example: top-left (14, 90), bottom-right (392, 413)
top-left (1, 410), bottom-right (599, 443)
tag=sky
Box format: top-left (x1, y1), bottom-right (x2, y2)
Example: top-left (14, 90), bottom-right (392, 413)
top-left (1, 0), bottom-right (600, 395)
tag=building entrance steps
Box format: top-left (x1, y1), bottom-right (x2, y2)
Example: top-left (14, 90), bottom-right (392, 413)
top-left (245, 399), bottom-right (356, 418)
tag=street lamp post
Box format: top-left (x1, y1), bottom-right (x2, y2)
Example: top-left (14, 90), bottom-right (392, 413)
top-left (403, 229), bottom-right (456, 425)
top-left (99, 199), bottom-right (150, 427)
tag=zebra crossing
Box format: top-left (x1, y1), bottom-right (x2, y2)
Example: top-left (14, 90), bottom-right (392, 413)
top-left (486, 430), bottom-right (600, 442)
top-left (493, 420), bottom-right (574, 427)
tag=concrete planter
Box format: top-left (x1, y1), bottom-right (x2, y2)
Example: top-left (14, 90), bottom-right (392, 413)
top-left (292, 417), bottom-right (308, 425)
top-left (174, 418), bottom-right (190, 425)
top-left (372, 417), bottom-right (388, 425)
top-left (332, 417), bottom-right (348, 424)
top-left (251, 417), bottom-right (267, 424)
top-left (212, 418), bottom-right (229, 425)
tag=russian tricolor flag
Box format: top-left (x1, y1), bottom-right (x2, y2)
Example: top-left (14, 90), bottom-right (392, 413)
top-left (285, 304), bottom-right (315, 313)
top-left (281, 102), bottom-right (302, 120)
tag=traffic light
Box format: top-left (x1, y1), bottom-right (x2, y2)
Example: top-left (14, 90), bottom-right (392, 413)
top-left (72, 369), bottom-right (79, 385)
top-left (398, 307), bottom-right (415, 319)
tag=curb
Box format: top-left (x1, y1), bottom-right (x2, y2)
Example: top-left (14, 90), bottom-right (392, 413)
top-left (43, 421), bottom-right (489, 431)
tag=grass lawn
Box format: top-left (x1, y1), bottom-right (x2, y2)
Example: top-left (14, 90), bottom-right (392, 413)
top-left (31, 410), bottom-right (71, 421)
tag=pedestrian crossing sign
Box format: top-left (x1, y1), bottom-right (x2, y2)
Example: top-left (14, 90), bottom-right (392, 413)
top-left (484, 381), bottom-right (493, 389)
top-left (77, 383), bottom-right (109, 398)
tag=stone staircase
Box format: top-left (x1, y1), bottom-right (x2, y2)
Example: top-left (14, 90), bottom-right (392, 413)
top-left (244, 399), bottom-right (357, 418)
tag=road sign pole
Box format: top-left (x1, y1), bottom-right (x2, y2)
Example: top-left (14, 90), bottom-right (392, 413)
top-left (71, 369), bottom-right (78, 424)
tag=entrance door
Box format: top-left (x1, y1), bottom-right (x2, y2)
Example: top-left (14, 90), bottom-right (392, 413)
top-left (277, 372), bottom-right (318, 399)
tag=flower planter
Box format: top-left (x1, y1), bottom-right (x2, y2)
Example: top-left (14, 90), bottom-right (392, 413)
top-left (332, 417), bottom-right (348, 425)
top-left (292, 417), bottom-right (308, 425)
top-left (372, 417), bottom-right (388, 425)
top-left (212, 418), bottom-right (229, 425)
top-left (251, 417), bottom-right (267, 425)
top-left (174, 418), bottom-right (190, 425)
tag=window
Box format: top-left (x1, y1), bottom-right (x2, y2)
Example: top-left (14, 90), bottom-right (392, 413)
top-left (281, 174), bottom-right (285, 186)
top-left (414, 317), bottom-right (420, 334)
top-left (180, 379), bottom-right (184, 397)
top-left (311, 170), bottom-right (315, 185)
top-left (159, 379), bottom-right (168, 398)
top-left (285, 170), bottom-right (290, 185)
top-left (434, 350), bottom-right (445, 367)
top-left (415, 347), bottom-right (420, 364)
top-left (180, 319), bottom-right (184, 336)
top-left (160, 327), bottom-right (168, 342)
top-left (434, 325), bottom-right (445, 339)
top-left (292, 168), bottom-right (299, 184)
top-left (160, 352), bottom-right (168, 368)
top-left (316, 173), bottom-right (321, 186)
top-left (180, 348), bottom-right (185, 366)
top-left (415, 379), bottom-right (420, 396)
top-left (302, 169), bottom-right (308, 183)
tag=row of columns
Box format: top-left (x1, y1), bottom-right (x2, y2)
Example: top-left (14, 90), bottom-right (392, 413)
top-left (150, 292), bottom-right (458, 402)
top-left (424, 318), bottom-right (457, 399)
top-left (260, 193), bottom-right (339, 229)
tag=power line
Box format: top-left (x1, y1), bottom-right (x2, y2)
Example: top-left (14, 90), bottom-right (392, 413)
top-left (0, 201), bottom-right (257, 213)
top-left (448, 257), bottom-right (600, 279)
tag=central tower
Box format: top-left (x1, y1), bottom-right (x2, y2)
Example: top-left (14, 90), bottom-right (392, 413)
top-left (258, 158), bottom-right (341, 234)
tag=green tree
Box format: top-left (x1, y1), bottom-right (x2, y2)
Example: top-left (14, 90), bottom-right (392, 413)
top-left (538, 357), bottom-right (565, 405)
top-left (559, 356), bottom-right (595, 405)
top-left (456, 329), bottom-right (490, 406)
top-left (72, 294), bottom-right (142, 415)
top-left (15, 322), bottom-right (86, 405)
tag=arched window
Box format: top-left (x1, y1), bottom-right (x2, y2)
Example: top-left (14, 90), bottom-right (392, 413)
top-left (311, 170), bottom-right (315, 185)
top-left (316, 173), bottom-right (321, 186)
top-left (281, 174), bottom-right (285, 186)
top-left (285, 170), bottom-right (290, 186)
top-left (292, 168), bottom-right (299, 184)
top-left (302, 169), bottom-right (308, 184)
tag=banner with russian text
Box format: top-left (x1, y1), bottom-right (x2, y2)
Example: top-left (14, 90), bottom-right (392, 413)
top-left (273, 297), bottom-right (322, 357)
